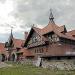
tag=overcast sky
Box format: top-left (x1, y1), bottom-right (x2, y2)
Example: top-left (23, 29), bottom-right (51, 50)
top-left (0, 0), bottom-right (75, 42)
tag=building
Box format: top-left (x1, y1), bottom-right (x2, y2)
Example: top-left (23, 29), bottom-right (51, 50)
top-left (24, 10), bottom-right (75, 60)
top-left (0, 10), bottom-right (75, 62)
top-left (0, 43), bottom-right (7, 61)
top-left (3, 29), bottom-right (33, 61)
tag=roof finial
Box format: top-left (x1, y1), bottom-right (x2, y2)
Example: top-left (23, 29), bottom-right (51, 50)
top-left (49, 9), bottom-right (55, 24)
top-left (11, 26), bottom-right (13, 36)
top-left (32, 24), bottom-right (35, 28)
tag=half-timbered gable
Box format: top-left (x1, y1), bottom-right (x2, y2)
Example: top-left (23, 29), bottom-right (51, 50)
top-left (28, 31), bottom-right (41, 45)
top-left (25, 27), bottom-right (47, 49)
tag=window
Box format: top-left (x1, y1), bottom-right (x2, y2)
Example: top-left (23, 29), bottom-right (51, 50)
top-left (52, 34), bottom-right (59, 42)
top-left (37, 49), bottom-right (38, 53)
top-left (48, 34), bottom-right (59, 43)
top-left (28, 40), bottom-right (31, 44)
top-left (57, 57), bottom-right (61, 60)
top-left (35, 48), bottom-right (43, 53)
top-left (39, 48), bottom-right (43, 53)
top-left (41, 48), bottom-right (43, 53)
top-left (67, 57), bottom-right (71, 59)
top-left (35, 49), bottom-right (36, 53)
top-left (32, 36), bottom-right (38, 43)
top-left (72, 47), bottom-right (75, 51)
top-left (56, 37), bottom-right (59, 41)
top-left (48, 35), bottom-right (52, 42)
top-left (48, 35), bottom-right (52, 40)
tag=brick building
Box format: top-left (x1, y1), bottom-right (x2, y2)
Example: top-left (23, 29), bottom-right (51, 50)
top-left (24, 10), bottom-right (75, 60)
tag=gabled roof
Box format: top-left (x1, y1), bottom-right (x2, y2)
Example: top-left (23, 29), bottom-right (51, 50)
top-left (35, 23), bottom-right (75, 41)
top-left (44, 24), bottom-right (75, 41)
top-left (13, 38), bottom-right (25, 48)
top-left (41, 23), bottom-right (66, 35)
top-left (52, 29), bottom-right (75, 40)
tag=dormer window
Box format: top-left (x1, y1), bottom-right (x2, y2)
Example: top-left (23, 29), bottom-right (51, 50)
top-left (32, 36), bottom-right (37, 43)
top-left (72, 35), bottom-right (75, 37)
top-left (48, 34), bottom-right (59, 42)
top-left (48, 35), bottom-right (52, 40)
top-left (52, 34), bottom-right (59, 42)
top-left (16, 48), bottom-right (20, 51)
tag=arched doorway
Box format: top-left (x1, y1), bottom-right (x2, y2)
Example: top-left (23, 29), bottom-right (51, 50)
top-left (12, 54), bottom-right (15, 61)
top-left (1, 54), bottom-right (6, 62)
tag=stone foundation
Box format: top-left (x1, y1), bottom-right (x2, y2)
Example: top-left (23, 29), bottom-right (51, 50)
top-left (42, 60), bottom-right (75, 70)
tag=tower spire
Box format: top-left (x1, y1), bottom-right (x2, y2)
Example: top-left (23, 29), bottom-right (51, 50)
top-left (10, 26), bottom-right (13, 39)
top-left (8, 26), bottom-right (14, 47)
top-left (49, 9), bottom-right (55, 24)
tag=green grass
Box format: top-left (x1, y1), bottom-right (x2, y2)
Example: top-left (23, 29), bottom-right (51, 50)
top-left (0, 62), bottom-right (75, 75)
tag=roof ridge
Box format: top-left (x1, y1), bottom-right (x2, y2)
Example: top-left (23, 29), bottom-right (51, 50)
top-left (67, 30), bottom-right (75, 32)
top-left (0, 42), bottom-right (5, 44)
top-left (13, 38), bottom-right (24, 41)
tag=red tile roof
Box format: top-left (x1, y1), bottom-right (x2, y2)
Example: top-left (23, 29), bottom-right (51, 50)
top-left (13, 38), bottom-right (24, 48)
top-left (32, 23), bottom-right (66, 37)
top-left (0, 43), bottom-right (6, 54)
top-left (41, 23), bottom-right (65, 35)
top-left (12, 38), bottom-right (34, 56)
top-left (33, 23), bottom-right (75, 41)
top-left (66, 30), bottom-right (75, 37)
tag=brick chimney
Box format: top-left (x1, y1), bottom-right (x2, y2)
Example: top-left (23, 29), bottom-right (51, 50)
top-left (25, 32), bottom-right (28, 40)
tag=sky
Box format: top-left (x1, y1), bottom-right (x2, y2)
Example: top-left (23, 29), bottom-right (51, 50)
top-left (0, 0), bottom-right (75, 42)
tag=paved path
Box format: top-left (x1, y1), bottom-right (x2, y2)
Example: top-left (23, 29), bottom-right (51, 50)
top-left (0, 62), bottom-right (12, 68)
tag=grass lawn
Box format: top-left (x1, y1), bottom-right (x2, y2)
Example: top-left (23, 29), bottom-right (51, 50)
top-left (0, 62), bottom-right (75, 75)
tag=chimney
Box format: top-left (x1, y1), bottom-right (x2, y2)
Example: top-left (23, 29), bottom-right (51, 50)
top-left (25, 32), bottom-right (28, 40)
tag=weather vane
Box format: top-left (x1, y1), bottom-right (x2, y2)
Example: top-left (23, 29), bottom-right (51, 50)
top-left (11, 26), bottom-right (13, 30)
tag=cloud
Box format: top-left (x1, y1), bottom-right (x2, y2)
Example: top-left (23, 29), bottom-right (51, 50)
top-left (0, 0), bottom-right (75, 42)
top-left (13, 0), bottom-right (75, 28)
top-left (0, 0), bottom-right (6, 3)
